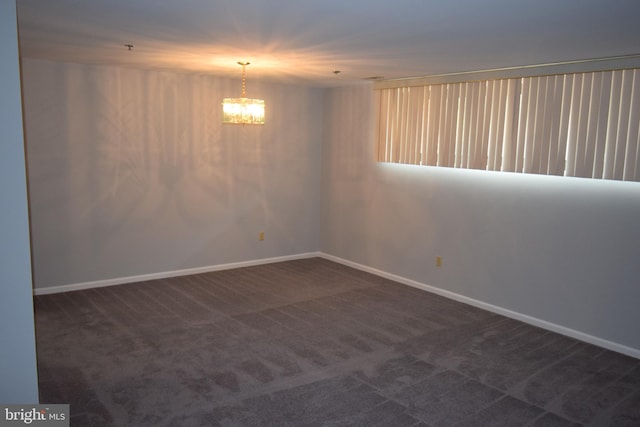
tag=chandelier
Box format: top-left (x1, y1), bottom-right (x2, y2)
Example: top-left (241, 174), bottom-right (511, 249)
top-left (222, 62), bottom-right (265, 125)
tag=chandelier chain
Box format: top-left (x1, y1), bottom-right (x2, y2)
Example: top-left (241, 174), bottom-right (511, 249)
top-left (238, 61), bottom-right (249, 98)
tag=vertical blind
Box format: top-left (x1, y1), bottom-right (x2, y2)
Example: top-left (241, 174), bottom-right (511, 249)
top-left (375, 68), bottom-right (640, 181)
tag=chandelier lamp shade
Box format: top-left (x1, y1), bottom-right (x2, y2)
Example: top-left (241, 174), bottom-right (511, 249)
top-left (222, 62), bottom-right (265, 125)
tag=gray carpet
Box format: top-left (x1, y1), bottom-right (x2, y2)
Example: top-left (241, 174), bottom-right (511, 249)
top-left (34, 258), bottom-right (640, 426)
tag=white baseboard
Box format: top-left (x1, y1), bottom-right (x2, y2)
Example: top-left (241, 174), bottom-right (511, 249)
top-left (33, 252), bottom-right (320, 296)
top-left (319, 252), bottom-right (640, 360)
top-left (32, 250), bottom-right (639, 359)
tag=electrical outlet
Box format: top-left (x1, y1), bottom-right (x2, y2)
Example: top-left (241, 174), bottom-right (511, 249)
top-left (436, 256), bottom-right (442, 267)
top-left (259, 232), bottom-right (265, 241)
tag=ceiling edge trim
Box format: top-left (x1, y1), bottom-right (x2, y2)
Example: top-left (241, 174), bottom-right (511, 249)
top-left (374, 53), bottom-right (640, 89)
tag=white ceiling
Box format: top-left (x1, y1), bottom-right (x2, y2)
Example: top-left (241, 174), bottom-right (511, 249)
top-left (16, 0), bottom-right (640, 87)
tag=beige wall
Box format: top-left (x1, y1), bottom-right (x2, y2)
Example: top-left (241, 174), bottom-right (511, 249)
top-left (321, 84), bottom-right (640, 354)
top-left (22, 59), bottom-right (323, 289)
top-left (0, 0), bottom-right (39, 403)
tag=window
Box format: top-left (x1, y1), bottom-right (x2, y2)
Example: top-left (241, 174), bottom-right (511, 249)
top-left (375, 68), bottom-right (640, 181)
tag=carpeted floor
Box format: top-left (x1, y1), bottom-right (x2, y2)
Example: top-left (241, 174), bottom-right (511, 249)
top-left (34, 258), bottom-right (640, 426)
